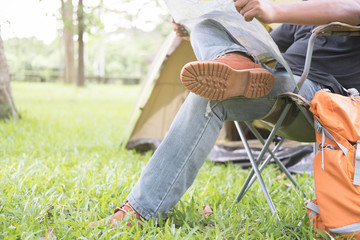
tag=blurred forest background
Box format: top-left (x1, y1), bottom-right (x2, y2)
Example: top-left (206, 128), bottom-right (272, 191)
top-left (1, 0), bottom-right (297, 87)
top-left (2, 0), bottom-right (171, 86)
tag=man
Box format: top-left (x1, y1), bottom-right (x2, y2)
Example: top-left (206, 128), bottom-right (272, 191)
top-left (90, 0), bottom-right (360, 227)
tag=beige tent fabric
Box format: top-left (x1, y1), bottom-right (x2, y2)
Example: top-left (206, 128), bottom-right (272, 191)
top-left (126, 37), bottom-right (196, 150)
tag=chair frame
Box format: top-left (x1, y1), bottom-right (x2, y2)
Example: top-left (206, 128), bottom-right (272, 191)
top-left (234, 22), bottom-right (360, 219)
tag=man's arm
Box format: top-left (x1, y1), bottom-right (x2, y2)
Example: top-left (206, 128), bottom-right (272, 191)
top-left (234, 0), bottom-right (360, 26)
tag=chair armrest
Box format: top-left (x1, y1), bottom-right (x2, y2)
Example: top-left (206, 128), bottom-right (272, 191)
top-left (313, 22), bottom-right (360, 37)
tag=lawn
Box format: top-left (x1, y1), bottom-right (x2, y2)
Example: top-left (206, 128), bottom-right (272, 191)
top-left (0, 82), bottom-right (320, 239)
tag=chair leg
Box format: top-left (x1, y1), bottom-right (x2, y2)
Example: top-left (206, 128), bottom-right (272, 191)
top-left (236, 137), bottom-right (284, 201)
top-left (234, 121), bottom-right (279, 219)
top-left (233, 104), bottom-right (292, 217)
top-left (234, 122), bottom-right (281, 203)
top-left (244, 122), bottom-right (308, 198)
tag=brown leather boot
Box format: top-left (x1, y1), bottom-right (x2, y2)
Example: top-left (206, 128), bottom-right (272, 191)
top-left (89, 201), bottom-right (143, 228)
top-left (180, 52), bottom-right (275, 100)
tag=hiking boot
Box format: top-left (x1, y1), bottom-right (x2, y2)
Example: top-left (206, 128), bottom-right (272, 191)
top-left (180, 52), bottom-right (275, 100)
top-left (89, 201), bottom-right (143, 228)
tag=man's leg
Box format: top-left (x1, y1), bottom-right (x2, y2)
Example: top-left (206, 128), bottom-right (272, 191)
top-left (90, 77), bottom-right (321, 227)
top-left (127, 73), bottom-right (321, 222)
top-left (190, 19), bottom-right (248, 61)
top-left (127, 93), bottom-right (223, 220)
top-left (90, 19), bottom-right (322, 227)
top-left (126, 19), bottom-right (277, 220)
top-left (181, 19), bottom-right (275, 100)
top-left (127, 95), bottom-right (277, 221)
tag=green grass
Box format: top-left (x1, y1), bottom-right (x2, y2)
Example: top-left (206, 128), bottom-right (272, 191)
top-left (0, 82), bottom-right (321, 239)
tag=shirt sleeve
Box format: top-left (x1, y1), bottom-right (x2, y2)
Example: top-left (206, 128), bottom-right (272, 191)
top-left (270, 24), bottom-right (297, 52)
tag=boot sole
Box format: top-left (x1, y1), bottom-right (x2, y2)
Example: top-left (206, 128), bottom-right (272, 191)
top-left (181, 61), bottom-right (275, 100)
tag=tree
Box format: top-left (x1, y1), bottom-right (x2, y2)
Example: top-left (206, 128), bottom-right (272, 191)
top-left (58, 0), bottom-right (168, 85)
top-left (0, 32), bottom-right (18, 120)
top-left (61, 0), bottom-right (76, 83)
top-left (77, 0), bottom-right (85, 86)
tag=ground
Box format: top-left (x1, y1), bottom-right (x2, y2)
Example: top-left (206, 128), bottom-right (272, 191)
top-left (0, 82), bottom-right (322, 239)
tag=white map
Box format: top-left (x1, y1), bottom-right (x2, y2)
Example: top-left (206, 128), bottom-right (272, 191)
top-left (163, 0), bottom-right (295, 82)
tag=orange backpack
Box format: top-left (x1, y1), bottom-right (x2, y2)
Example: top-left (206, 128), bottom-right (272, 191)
top-left (307, 89), bottom-right (360, 239)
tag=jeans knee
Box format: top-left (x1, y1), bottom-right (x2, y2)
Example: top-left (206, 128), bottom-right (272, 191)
top-left (207, 100), bottom-right (226, 121)
top-left (185, 93), bottom-right (225, 121)
top-left (193, 19), bottom-right (217, 31)
top-left (191, 19), bottom-right (222, 41)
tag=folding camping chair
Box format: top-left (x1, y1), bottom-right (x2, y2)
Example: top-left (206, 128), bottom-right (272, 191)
top-left (233, 22), bottom-right (360, 219)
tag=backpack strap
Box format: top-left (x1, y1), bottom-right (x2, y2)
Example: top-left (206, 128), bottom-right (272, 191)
top-left (354, 141), bottom-right (360, 186)
top-left (343, 87), bottom-right (360, 101)
top-left (316, 120), bottom-right (360, 187)
top-left (328, 222), bottom-right (360, 234)
top-left (306, 201), bottom-right (320, 219)
top-left (315, 119), bottom-right (349, 170)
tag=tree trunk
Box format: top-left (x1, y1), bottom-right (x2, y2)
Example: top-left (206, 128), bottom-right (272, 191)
top-left (61, 0), bottom-right (76, 84)
top-left (77, 0), bottom-right (85, 87)
top-left (0, 34), bottom-right (18, 120)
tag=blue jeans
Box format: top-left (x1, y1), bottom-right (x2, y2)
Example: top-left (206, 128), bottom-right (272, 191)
top-left (127, 19), bottom-right (321, 220)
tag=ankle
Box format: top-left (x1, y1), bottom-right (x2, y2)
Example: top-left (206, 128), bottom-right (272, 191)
top-left (115, 201), bottom-right (142, 220)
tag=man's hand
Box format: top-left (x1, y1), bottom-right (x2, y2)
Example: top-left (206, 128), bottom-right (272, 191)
top-left (171, 18), bottom-right (190, 41)
top-left (234, 0), bottom-right (275, 23)
top-left (234, 0), bottom-right (360, 26)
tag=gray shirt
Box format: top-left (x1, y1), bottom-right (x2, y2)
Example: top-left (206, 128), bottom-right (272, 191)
top-left (270, 24), bottom-right (360, 95)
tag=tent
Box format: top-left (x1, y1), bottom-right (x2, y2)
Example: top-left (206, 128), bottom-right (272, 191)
top-left (124, 33), bottom-right (314, 172)
top-left (124, 33), bottom-right (194, 151)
